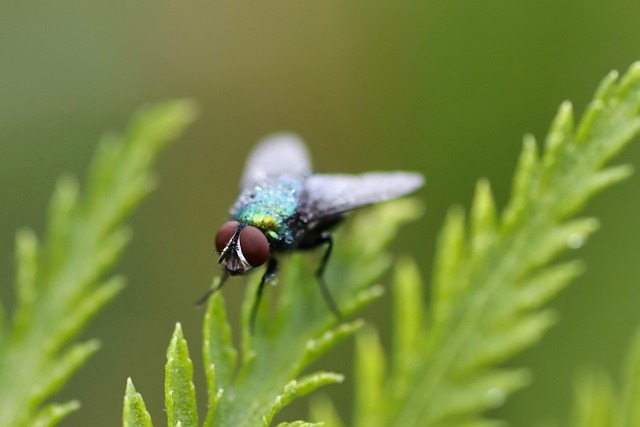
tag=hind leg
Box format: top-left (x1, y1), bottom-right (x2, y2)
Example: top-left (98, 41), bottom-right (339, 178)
top-left (314, 232), bottom-right (342, 320)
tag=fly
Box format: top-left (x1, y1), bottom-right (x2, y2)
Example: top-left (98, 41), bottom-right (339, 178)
top-left (197, 133), bottom-right (424, 330)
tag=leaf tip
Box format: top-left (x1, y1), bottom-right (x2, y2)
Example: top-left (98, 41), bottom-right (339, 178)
top-left (560, 100), bottom-right (573, 113)
top-left (172, 322), bottom-right (184, 338)
top-left (126, 377), bottom-right (137, 394)
top-left (627, 61), bottom-right (640, 78)
top-left (173, 98), bottom-right (200, 121)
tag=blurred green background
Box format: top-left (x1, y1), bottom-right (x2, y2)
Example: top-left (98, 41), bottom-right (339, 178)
top-left (1, 1), bottom-right (640, 425)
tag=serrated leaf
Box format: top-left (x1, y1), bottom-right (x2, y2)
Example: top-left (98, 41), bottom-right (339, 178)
top-left (0, 100), bottom-right (196, 427)
top-left (123, 378), bottom-right (153, 427)
top-left (51, 276), bottom-right (125, 357)
top-left (509, 261), bottom-right (585, 313)
top-left (567, 329), bottom-right (640, 426)
top-left (502, 134), bottom-right (540, 230)
top-left (347, 63), bottom-right (640, 427)
top-left (570, 368), bottom-right (616, 427)
top-left (354, 328), bottom-right (386, 427)
top-left (470, 179), bottom-right (497, 255)
top-left (13, 228), bottom-right (39, 334)
top-left (30, 400), bottom-right (80, 427)
top-left (309, 394), bottom-right (345, 427)
top-left (541, 101), bottom-right (574, 169)
top-left (203, 291), bottom-right (237, 425)
top-left (28, 339), bottom-right (101, 409)
top-left (432, 206), bottom-right (466, 324)
top-left (206, 198), bottom-right (421, 427)
top-left (461, 310), bottom-right (557, 371)
top-left (165, 323), bottom-right (198, 427)
top-left (299, 320), bottom-right (364, 371)
top-left (523, 217), bottom-right (600, 271)
top-left (276, 422), bottom-right (323, 427)
top-left (339, 285), bottom-right (385, 318)
top-left (620, 329), bottom-right (640, 426)
top-left (421, 369), bottom-right (530, 424)
top-left (586, 163), bottom-right (634, 195)
top-left (392, 258), bottom-right (424, 383)
top-left (44, 175), bottom-right (79, 273)
top-left (264, 372), bottom-right (344, 426)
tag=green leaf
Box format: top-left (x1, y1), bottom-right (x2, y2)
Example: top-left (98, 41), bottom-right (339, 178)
top-left (570, 368), bottom-right (616, 427)
top-left (276, 422), bottom-right (323, 427)
top-left (30, 400), bottom-right (80, 427)
top-left (29, 339), bottom-right (101, 410)
top-left (123, 378), bottom-right (153, 427)
top-left (265, 372), bottom-right (344, 426)
top-left (13, 228), bottom-right (39, 335)
top-left (298, 320), bottom-right (365, 372)
top-left (567, 329), bottom-right (640, 427)
top-left (620, 329), bottom-right (640, 426)
top-left (166, 323), bottom-right (199, 427)
top-left (345, 62), bottom-right (640, 426)
top-left (470, 179), bottom-right (497, 255)
top-left (204, 199), bottom-right (422, 427)
top-left (392, 257), bottom-right (424, 382)
top-left (309, 395), bottom-right (345, 427)
top-left (124, 195), bottom-right (421, 426)
top-left (203, 290), bottom-right (238, 426)
top-left (354, 328), bottom-right (386, 427)
top-left (0, 100), bottom-right (197, 427)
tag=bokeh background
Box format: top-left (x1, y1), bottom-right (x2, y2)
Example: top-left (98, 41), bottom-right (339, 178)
top-left (2, 1), bottom-right (640, 425)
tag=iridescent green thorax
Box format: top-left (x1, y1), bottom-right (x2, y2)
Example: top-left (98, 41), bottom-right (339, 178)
top-left (231, 177), bottom-right (303, 243)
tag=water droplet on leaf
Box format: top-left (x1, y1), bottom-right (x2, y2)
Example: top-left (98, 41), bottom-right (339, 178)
top-left (566, 233), bottom-right (586, 249)
top-left (484, 387), bottom-right (506, 408)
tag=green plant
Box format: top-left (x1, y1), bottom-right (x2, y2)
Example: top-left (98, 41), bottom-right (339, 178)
top-left (0, 100), bottom-right (197, 427)
top-left (124, 62), bottom-right (640, 427)
top-left (124, 198), bottom-right (423, 427)
top-left (569, 329), bottom-right (640, 427)
top-left (2, 61), bottom-right (640, 427)
top-left (308, 62), bottom-right (640, 426)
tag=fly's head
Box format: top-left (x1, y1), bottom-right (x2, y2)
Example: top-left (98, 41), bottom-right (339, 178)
top-left (215, 221), bottom-right (270, 275)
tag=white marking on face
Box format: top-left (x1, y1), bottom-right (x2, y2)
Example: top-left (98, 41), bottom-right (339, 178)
top-left (235, 235), bottom-right (253, 271)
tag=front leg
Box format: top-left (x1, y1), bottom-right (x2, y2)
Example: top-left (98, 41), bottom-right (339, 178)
top-left (249, 257), bottom-right (279, 333)
top-left (195, 271), bottom-right (229, 306)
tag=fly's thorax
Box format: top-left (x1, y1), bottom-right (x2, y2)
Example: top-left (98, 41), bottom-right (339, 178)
top-left (237, 209), bottom-right (282, 240)
top-left (230, 177), bottom-right (304, 243)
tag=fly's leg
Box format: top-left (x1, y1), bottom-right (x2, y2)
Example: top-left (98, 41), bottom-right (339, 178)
top-left (195, 271), bottom-right (229, 306)
top-left (249, 257), bottom-right (279, 333)
top-left (316, 232), bottom-right (342, 320)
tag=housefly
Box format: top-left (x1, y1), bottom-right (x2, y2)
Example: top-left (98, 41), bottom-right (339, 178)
top-left (198, 134), bottom-right (424, 329)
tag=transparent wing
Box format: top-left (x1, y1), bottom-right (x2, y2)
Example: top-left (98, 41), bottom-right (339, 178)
top-left (240, 133), bottom-right (312, 189)
top-left (302, 172), bottom-right (424, 220)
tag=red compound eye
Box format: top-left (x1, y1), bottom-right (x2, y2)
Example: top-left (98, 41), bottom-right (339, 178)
top-left (215, 221), bottom-right (239, 253)
top-left (239, 226), bottom-right (270, 267)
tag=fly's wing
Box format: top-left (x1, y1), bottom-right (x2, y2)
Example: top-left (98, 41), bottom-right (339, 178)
top-left (302, 172), bottom-right (424, 220)
top-left (240, 133), bottom-right (312, 190)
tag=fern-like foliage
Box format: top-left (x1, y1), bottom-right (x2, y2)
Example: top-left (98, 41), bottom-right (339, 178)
top-left (0, 101), bottom-right (197, 427)
top-left (568, 329), bottom-right (640, 427)
top-left (124, 62), bottom-right (640, 427)
top-left (123, 198), bottom-right (423, 426)
top-left (310, 62), bottom-right (640, 426)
